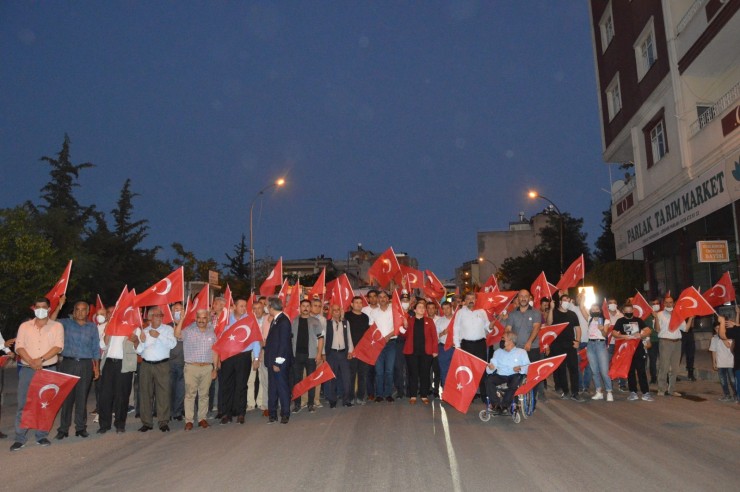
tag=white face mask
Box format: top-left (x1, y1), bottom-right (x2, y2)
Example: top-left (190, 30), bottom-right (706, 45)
top-left (651, 305), bottom-right (660, 312)
top-left (608, 303), bottom-right (617, 311)
top-left (96, 314), bottom-right (107, 324)
top-left (401, 302), bottom-right (410, 311)
top-left (528, 300), bottom-right (534, 307)
top-left (561, 301), bottom-right (571, 310)
top-left (665, 306), bottom-right (673, 312)
top-left (173, 311), bottom-right (182, 321)
top-left (34, 308), bottom-right (49, 319)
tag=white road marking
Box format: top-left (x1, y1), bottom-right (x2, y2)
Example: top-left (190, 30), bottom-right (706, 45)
top-left (439, 404), bottom-right (462, 492)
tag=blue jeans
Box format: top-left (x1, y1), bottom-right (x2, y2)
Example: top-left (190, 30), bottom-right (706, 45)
top-left (15, 365), bottom-right (56, 444)
top-left (588, 340), bottom-right (612, 392)
top-left (578, 342), bottom-right (593, 391)
top-left (437, 343), bottom-right (454, 388)
top-left (718, 368), bottom-right (736, 398)
top-left (375, 340), bottom-right (397, 397)
top-left (735, 370), bottom-right (740, 401)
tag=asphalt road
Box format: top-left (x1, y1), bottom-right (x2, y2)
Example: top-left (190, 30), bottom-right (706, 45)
top-left (1, 368), bottom-right (737, 492)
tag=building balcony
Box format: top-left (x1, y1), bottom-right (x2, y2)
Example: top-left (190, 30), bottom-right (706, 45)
top-left (688, 80), bottom-right (740, 137)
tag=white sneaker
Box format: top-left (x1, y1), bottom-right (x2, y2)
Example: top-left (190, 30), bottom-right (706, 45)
top-left (627, 392), bottom-right (639, 401)
top-left (93, 415), bottom-right (99, 423)
top-left (606, 391), bottom-right (614, 402)
top-left (641, 392), bottom-right (654, 402)
top-left (592, 391), bottom-right (604, 400)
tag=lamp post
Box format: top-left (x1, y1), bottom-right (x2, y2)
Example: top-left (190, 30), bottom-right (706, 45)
top-left (528, 190), bottom-right (564, 275)
top-left (250, 178), bottom-right (286, 294)
top-left (478, 257), bottom-right (498, 282)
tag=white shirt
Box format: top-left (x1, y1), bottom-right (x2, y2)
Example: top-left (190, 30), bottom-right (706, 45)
top-left (136, 324), bottom-right (177, 361)
top-left (435, 315), bottom-right (453, 345)
top-left (656, 310), bottom-right (684, 340)
top-left (0, 332), bottom-right (10, 354)
top-left (106, 335), bottom-right (126, 359)
top-left (361, 305), bottom-right (376, 320)
top-left (453, 306), bottom-right (490, 347)
top-left (371, 305), bottom-right (395, 337)
top-left (569, 305), bottom-right (589, 343)
top-left (709, 334), bottom-right (734, 368)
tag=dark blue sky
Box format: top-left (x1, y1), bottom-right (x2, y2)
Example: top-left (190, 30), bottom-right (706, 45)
top-left (1, 1), bottom-right (611, 279)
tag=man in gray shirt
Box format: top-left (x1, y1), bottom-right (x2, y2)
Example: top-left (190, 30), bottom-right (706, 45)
top-left (506, 289), bottom-right (544, 399)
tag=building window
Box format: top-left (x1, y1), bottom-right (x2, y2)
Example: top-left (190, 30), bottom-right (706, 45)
top-left (605, 74), bottom-right (622, 121)
top-left (599, 3), bottom-right (615, 52)
top-left (643, 109), bottom-right (668, 168)
top-left (634, 17), bottom-right (657, 81)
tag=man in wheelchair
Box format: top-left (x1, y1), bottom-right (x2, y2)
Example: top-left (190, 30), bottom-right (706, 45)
top-left (484, 332), bottom-right (530, 415)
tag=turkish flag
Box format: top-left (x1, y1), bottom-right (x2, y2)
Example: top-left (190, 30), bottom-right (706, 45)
top-left (399, 265), bottom-right (423, 289)
top-left (133, 267), bottom-right (184, 307)
top-left (423, 270), bottom-right (446, 301)
top-left (308, 267), bottom-right (326, 301)
top-left (367, 247), bottom-right (401, 288)
top-left (158, 304), bottom-right (174, 325)
top-left (486, 319), bottom-right (505, 347)
top-left (703, 272), bottom-right (735, 307)
top-left (391, 290), bottom-right (406, 335)
top-left (277, 279), bottom-right (291, 304)
top-left (444, 308), bottom-right (460, 351)
top-left (329, 274), bottom-right (354, 312)
top-left (88, 294), bottom-right (105, 322)
top-left (442, 349), bottom-right (488, 414)
top-left (578, 347), bottom-right (589, 372)
top-left (601, 298), bottom-right (610, 321)
top-left (555, 254), bottom-right (585, 291)
top-left (246, 292), bottom-right (254, 315)
top-left (260, 258), bottom-right (283, 296)
top-left (475, 290), bottom-right (517, 320)
top-left (106, 288), bottom-right (143, 337)
top-left (631, 291), bottom-right (652, 321)
top-left (360, 294), bottom-right (369, 309)
top-left (284, 280), bottom-right (302, 321)
top-left (608, 339), bottom-right (640, 379)
top-left (213, 314), bottom-right (262, 361)
top-left (514, 354), bottom-right (566, 396)
top-left (43, 260), bottom-right (73, 313)
top-left (0, 354), bottom-right (11, 368)
top-left (21, 369), bottom-right (80, 432)
top-left (481, 274), bottom-right (499, 293)
top-left (214, 288), bottom-right (233, 338)
top-left (292, 363), bottom-right (336, 400)
top-left (352, 323), bottom-right (387, 365)
top-left (182, 285), bottom-right (210, 328)
top-left (538, 323), bottom-right (568, 353)
top-left (669, 286), bottom-right (715, 331)
top-left (530, 272), bottom-right (553, 310)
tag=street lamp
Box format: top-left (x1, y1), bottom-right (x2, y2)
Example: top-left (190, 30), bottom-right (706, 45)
top-left (250, 178), bottom-right (286, 294)
top-left (527, 190), bottom-right (564, 274)
top-left (478, 256), bottom-right (498, 280)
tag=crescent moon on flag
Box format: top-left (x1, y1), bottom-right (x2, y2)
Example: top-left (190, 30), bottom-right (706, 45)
top-left (618, 342), bottom-right (629, 354)
top-left (408, 273), bottom-right (418, 284)
top-left (491, 325), bottom-right (500, 336)
top-left (38, 383), bottom-right (60, 400)
top-left (381, 259), bottom-right (392, 274)
top-left (234, 324), bottom-right (251, 343)
top-left (266, 269), bottom-right (275, 281)
top-left (152, 278), bottom-right (172, 296)
top-left (683, 297), bottom-right (698, 309)
top-left (716, 285), bottom-right (726, 298)
top-left (633, 305), bottom-right (643, 318)
top-left (454, 365), bottom-right (473, 386)
top-left (124, 306), bottom-right (134, 317)
top-left (536, 362), bottom-right (554, 379)
top-left (573, 263), bottom-right (582, 279)
top-left (372, 327), bottom-right (383, 342)
top-left (191, 297), bottom-right (199, 311)
top-left (312, 370), bottom-right (324, 381)
top-left (541, 331), bottom-right (557, 346)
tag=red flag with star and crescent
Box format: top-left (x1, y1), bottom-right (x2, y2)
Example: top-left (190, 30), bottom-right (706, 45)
top-left (212, 314), bottom-right (262, 361)
top-left (669, 286), bottom-right (715, 331)
top-left (182, 285), bottom-right (210, 328)
top-left (486, 318), bottom-right (505, 347)
top-left (399, 265), bottom-right (423, 289)
top-left (106, 288), bottom-right (143, 337)
top-left (530, 272), bottom-right (553, 310)
top-left (391, 290), bottom-right (406, 335)
top-left (423, 270), bottom-right (446, 301)
top-left (515, 354), bottom-right (567, 396)
top-left (308, 267), bottom-right (326, 301)
top-left (133, 267), bottom-right (184, 307)
top-left (367, 247), bottom-right (401, 289)
top-left (538, 323), bottom-right (568, 353)
top-left (442, 349), bottom-right (488, 414)
top-left (43, 260), bottom-right (72, 313)
top-left (444, 308), bottom-right (460, 351)
top-left (608, 338), bottom-right (640, 379)
top-left (481, 274), bottom-right (499, 293)
top-left (578, 347), bottom-right (589, 372)
top-left (88, 294), bottom-right (105, 322)
top-left (475, 290), bottom-right (517, 320)
top-left (292, 363), bottom-right (336, 400)
top-left (703, 272), bottom-right (735, 307)
top-left (329, 274), bottom-right (354, 312)
top-left (21, 369), bottom-right (80, 431)
top-left (284, 280), bottom-right (302, 321)
top-left (555, 254), bottom-right (585, 291)
top-left (260, 258), bottom-right (283, 296)
top-left (352, 323), bottom-right (387, 365)
top-left (277, 279), bottom-right (290, 304)
top-left (631, 291), bottom-right (652, 321)
top-left (214, 285), bottom-right (233, 338)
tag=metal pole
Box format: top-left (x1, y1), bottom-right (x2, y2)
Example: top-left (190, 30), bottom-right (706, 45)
top-left (250, 201), bottom-right (255, 295)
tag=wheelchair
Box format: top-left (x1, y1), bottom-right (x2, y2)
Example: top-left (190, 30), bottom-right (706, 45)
top-left (479, 377), bottom-right (536, 424)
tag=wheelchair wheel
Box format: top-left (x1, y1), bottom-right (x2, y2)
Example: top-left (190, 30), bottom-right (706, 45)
top-left (479, 409), bottom-right (491, 422)
top-left (512, 408), bottom-right (521, 424)
top-left (521, 393), bottom-right (530, 419)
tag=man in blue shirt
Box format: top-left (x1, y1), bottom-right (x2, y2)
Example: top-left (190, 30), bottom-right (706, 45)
top-left (484, 332), bottom-right (529, 414)
top-left (52, 298), bottom-right (100, 439)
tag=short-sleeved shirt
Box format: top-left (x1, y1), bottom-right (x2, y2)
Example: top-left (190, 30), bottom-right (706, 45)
top-left (506, 308), bottom-right (542, 349)
top-left (16, 318), bottom-right (64, 366)
top-left (724, 327), bottom-right (740, 370)
top-left (709, 335), bottom-right (734, 368)
top-left (181, 324), bottom-right (216, 363)
top-left (551, 309), bottom-right (579, 348)
top-left (613, 316), bottom-right (648, 355)
top-left (60, 318), bottom-right (100, 360)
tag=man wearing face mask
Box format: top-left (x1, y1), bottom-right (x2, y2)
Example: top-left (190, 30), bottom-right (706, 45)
top-left (10, 297), bottom-right (64, 451)
top-left (655, 297), bottom-right (687, 397)
top-left (169, 302), bottom-right (185, 422)
top-left (612, 303), bottom-right (653, 401)
top-left (547, 292), bottom-right (584, 402)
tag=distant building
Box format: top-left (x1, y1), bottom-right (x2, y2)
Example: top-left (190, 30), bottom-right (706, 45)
top-left (455, 259), bottom-right (480, 294)
top-left (588, 0), bottom-right (740, 296)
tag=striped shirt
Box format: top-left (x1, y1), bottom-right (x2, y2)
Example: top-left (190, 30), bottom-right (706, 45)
top-left (182, 323), bottom-right (216, 363)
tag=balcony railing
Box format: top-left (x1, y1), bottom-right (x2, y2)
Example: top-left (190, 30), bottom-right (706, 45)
top-left (689, 81), bottom-right (740, 136)
top-left (612, 177), bottom-right (635, 203)
top-left (677, 0), bottom-right (708, 35)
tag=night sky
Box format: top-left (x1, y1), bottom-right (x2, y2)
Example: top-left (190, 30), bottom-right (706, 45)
top-left (1, 1), bottom-right (611, 279)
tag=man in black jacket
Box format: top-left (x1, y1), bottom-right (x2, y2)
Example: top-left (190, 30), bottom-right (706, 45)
top-left (264, 297), bottom-right (293, 424)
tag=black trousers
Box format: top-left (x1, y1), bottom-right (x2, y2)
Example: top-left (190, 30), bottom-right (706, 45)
top-left (98, 359), bottom-right (134, 431)
top-left (58, 358), bottom-right (94, 433)
top-left (647, 342), bottom-right (659, 382)
top-left (681, 331), bottom-right (695, 372)
top-left (349, 357), bottom-right (368, 401)
top-left (220, 351), bottom-right (251, 417)
top-left (293, 353), bottom-right (317, 406)
top-left (326, 350), bottom-right (351, 405)
top-left (484, 373), bottom-right (523, 409)
top-left (628, 349), bottom-right (649, 393)
top-left (461, 339), bottom-right (487, 399)
top-left (551, 344), bottom-right (579, 396)
top-left (431, 356), bottom-right (441, 396)
top-left (405, 353), bottom-right (433, 397)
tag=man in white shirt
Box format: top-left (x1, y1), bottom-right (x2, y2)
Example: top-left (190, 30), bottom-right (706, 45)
top-left (371, 291), bottom-right (397, 402)
top-left (655, 296), bottom-right (689, 396)
top-left (362, 289), bottom-right (378, 399)
top-left (453, 292), bottom-right (492, 402)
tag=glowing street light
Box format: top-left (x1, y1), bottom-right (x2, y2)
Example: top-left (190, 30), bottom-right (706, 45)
top-left (527, 190), bottom-right (564, 274)
top-left (250, 178), bottom-right (286, 294)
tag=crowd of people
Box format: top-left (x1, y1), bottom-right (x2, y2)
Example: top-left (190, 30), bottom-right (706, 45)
top-left (1, 286), bottom-right (738, 452)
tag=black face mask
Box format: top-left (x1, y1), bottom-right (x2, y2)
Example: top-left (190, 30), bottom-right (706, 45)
top-left (623, 313), bottom-right (634, 319)
top-left (499, 339), bottom-right (506, 349)
top-left (590, 312), bottom-right (600, 317)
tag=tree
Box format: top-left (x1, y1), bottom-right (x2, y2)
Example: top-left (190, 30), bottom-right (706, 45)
top-left (594, 206), bottom-right (616, 263)
top-left (171, 242), bottom-right (220, 283)
top-left (223, 234), bottom-right (250, 298)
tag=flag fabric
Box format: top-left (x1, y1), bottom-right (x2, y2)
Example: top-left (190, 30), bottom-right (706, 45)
top-left (530, 272), bottom-right (553, 310)
top-left (182, 285), bottom-right (210, 328)
top-left (0, 354), bottom-right (11, 368)
top-left (308, 267), bottom-right (326, 300)
top-left (555, 254), bottom-right (585, 291)
top-left (669, 286), bottom-right (715, 331)
top-left (538, 323), bottom-right (568, 353)
top-left (486, 318), bottom-right (505, 347)
top-left (442, 348), bottom-right (488, 414)
top-left (284, 280), bottom-right (302, 321)
top-left (212, 314), bottom-right (263, 361)
top-left (44, 260), bottom-right (73, 313)
top-left (423, 270), bottom-right (446, 301)
top-left (443, 308), bottom-right (460, 351)
top-left (514, 354), bottom-right (567, 396)
top-left (608, 339), bottom-right (640, 379)
top-left (474, 290), bottom-right (517, 320)
top-left (602, 298), bottom-right (610, 321)
top-left (88, 294), bottom-right (105, 322)
top-left (331, 274), bottom-right (354, 312)
top-left (481, 274), bottom-right (499, 293)
top-left (214, 289), bottom-right (233, 338)
top-left (20, 369), bottom-right (80, 432)
top-left (578, 347), bottom-right (589, 372)
top-left (246, 292), bottom-right (254, 315)
top-left (367, 247), bottom-right (401, 288)
top-left (292, 363), bottom-right (335, 400)
top-left (260, 258), bottom-right (283, 296)
top-left (360, 294), bottom-right (369, 309)
top-left (106, 288), bottom-right (142, 337)
top-left (391, 290), bottom-right (406, 335)
top-left (277, 279), bottom-right (290, 304)
top-left (352, 323), bottom-right (387, 365)
top-left (631, 291), bottom-right (652, 321)
top-left (399, 265), bottom-right (423, 289)
top-left (159, 304), bottom-right (174, 325)
top-left (133, 267), bottom-right (184, 307)
top-left (703, 272), bottom-right (735, 307)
